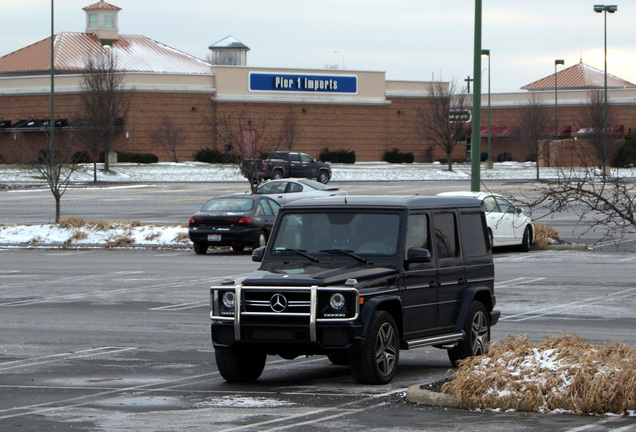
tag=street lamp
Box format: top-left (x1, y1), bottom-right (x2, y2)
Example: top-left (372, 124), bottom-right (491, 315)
top-left (554, 59), bottom-right (564, 141)
top-left (481, 49), bottom-right (492, 169)
top-left (332, 50), bottom-right (345, 69)
top-left (594, 4), bottom-right (617, 174)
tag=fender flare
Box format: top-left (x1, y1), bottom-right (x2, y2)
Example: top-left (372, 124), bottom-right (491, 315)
top-left (358, 295), bottom-right (403, 338)
top-left (453, 286), bottom-right (495, 332)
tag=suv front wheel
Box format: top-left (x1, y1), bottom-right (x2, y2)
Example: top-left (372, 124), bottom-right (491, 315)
top-left (448, 301), bottom-right (490, 366)
top-left (215, 347), bottom-right (266, 382)
top-left (350, 311), bottom-right (399, 384)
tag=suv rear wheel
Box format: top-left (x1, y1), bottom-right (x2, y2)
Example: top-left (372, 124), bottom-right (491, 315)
top-left (448, 301), bottom-right (490, 366)
top-left (350, 311), bottom-right (399, 384)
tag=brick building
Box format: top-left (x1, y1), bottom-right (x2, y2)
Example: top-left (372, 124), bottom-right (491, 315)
top-left (1, 1), bottom-right (635, 166)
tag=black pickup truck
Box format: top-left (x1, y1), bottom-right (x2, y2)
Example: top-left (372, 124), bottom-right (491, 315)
top-left (244, 151), bottom-right (332, 184)
top-left (209, 195), bottom-right (499, 384)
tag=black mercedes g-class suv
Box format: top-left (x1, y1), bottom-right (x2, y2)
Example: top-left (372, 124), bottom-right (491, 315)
top-left (210, 195), bottom-right (499, 384)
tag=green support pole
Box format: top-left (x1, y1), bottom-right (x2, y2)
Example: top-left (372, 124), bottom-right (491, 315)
top-left (470, 0), bottom-right (482, 192)
top-left (50, 0), bottom-right (55, 167)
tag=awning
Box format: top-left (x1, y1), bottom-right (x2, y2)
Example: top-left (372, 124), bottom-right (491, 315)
top-left (574, 125), bottom-right (624, 137)
top-left (480, 126), bottom-right (518, 138)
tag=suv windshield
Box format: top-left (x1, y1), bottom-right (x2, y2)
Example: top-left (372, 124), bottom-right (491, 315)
top-left (271, 212), bottom-right (400, 256)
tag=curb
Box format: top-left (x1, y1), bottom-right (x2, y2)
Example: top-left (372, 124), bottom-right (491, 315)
top-left (405, 384), bottom-right (458, 408)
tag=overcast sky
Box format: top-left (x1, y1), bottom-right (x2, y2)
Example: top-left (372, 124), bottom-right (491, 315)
top-left (2, 1), bottom-right (635, 93)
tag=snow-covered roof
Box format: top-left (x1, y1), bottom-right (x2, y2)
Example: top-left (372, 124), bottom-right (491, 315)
top-left (0, 32), bottom-right (212, 75)
top-left (522, 61), bottom-right (636, 91)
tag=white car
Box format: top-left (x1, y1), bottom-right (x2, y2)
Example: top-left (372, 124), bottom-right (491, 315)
top-left (254, 179), bottom-right (346, 205)
top-left (437, 191), bottom-right (534, 251)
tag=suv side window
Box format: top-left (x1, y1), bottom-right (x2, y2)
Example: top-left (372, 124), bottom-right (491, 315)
top-left (459, 212), bottom-right (488, 257)
top-left (433, 212), bottom-right (458, 259)
top-left (405, 213), bottom-right (429, 256)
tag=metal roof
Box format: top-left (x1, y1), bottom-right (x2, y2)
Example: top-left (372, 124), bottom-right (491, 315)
top-left (521, 61), bottom-right (636, 91)
top-left (209, 35), bottom-right (250, 51)
top-left (0, 32), bottom-right (212, 75)
top-left (82, 1), bottom-right (121, 11)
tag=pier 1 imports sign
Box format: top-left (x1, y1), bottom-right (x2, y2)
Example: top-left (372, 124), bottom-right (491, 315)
top-left (249, 72), bottom-right (357, 94)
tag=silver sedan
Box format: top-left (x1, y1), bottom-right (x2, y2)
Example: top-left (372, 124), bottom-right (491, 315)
top-left (254, 179), bottom-right (346, 205)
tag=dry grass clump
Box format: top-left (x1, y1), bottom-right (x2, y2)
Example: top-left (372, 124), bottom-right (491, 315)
top-left (58, 217), bottom-right (142, 231)
top-left (107, 235), bottom-right (134, 247)
top-left (442, 334), bottom-right (636, 415)
top-left (531, 223), bottom-right (560, 250)
top-left (174, 231), bottom-right (190, 242)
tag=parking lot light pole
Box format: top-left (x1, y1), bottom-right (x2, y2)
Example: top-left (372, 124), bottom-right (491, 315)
top-left (470, 0), bottom-right (482, 192)
top-left (49, 0), bottom-right (55, 169)
top-left (481, 49), bottom-right (492, 169)
top-left (594, 4), bottom-right (617, 174)
top-left (554, 59), bottom-right (564, 141)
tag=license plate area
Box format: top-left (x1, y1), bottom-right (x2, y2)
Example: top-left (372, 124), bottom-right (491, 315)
top-left (208, 234), bottom-right (221, 241)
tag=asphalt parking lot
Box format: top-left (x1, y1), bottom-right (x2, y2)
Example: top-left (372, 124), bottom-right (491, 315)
top-left (1, 179), bottom-right (635, 431)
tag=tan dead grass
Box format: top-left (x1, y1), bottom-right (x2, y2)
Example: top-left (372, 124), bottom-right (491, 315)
top-left (174, 231), bottom-right (189, 242)
top-left (58, 217), bottom-right (143, 231)
top-left (442, 334), bottom-right (636, 415)
top-left (531, 223), bottom-right (560, 250)
top-left (107, 235), bottom-right (135, 248)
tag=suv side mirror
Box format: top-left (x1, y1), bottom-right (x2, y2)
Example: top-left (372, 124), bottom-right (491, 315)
top-left (407, 247), bottom-right (432, 263)
top-left (252, 246), bottom-right (265, 262)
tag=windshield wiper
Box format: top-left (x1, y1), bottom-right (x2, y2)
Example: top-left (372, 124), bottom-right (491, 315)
top-left (273, 248), bottom-right (320, 262)
top-left (319, 249), bottom-right (369, 264)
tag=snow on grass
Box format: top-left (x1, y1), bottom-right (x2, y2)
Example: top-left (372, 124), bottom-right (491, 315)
top-left (0, 217), bottom-right (189, 247)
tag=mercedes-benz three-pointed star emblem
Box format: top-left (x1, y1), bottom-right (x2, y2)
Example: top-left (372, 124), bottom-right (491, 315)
top-left (269, 293), bottom-right (288, 313)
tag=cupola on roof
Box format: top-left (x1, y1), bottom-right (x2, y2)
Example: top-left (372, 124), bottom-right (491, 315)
top-left (208, 36), bottom-right (249, 66)
top-left (522, 60), bottom-right (636, 91)
top-left (83, 1), bottom-right (122, 42)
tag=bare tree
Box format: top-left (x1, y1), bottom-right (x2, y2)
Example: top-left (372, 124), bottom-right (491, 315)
top-left (583, 89), bottom-right (613, 174)
top-left (208, 111), bottom-right (273, 192)
top-left (79, 49), bottom-right (129, 177)
top-left (150, 115), bottom-right (185, 162)
top-left (279, 106), bottom-right (301, 151)
top-left (518, 93), bottom-right (551, 180)
top-left (525, 157), bottom-right (635, 244)
top-left (414, 80), bottom-right (470, 171)
top-left (23, 128), bottom-right (81, 223)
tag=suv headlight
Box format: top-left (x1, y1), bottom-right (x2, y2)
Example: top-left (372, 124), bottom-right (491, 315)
top-left (329, 293), bottom-right (346, 310)
top-left (213, 289), bottom-right (236, 317)
top-left (319, 290), bottom-right (357, 319)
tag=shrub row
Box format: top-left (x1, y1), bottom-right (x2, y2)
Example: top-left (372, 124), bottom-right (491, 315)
top-left (320, 148), bottom-right (356, 164)
top-left (383, 149), bottom-right (414, 163)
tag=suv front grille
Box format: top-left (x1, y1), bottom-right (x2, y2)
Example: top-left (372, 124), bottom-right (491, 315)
top-left (243, 289), bottom-right (311, 315)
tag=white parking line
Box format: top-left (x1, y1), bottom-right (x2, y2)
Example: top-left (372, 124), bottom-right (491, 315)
top-left (0, 347), bottom-right (136, 371)
top-left (501, 286), bottom-right (636, 322)
top-left (150, 301), bottom-right (208, 311)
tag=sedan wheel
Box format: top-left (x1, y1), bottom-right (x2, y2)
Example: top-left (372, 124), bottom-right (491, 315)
top-left (193, 242), bottom-right (208, 255)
